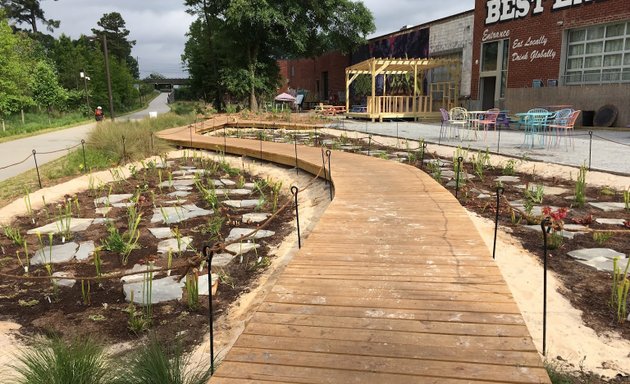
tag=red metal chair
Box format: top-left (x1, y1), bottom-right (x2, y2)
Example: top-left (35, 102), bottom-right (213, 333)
top-left (547, 110), bottom-right (581, 150)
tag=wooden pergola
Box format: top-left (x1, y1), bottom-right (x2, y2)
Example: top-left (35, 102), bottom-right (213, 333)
top-left (345, 57), bottom-right (461, 121)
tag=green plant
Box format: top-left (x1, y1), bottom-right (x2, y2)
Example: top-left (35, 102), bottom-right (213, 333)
top-left (611, 257), bottom-right (630, 323)
top-left (3, 225), bottom-right (25, 247)
top-left (101, 209), bottom-right (141, 266)
top-left (502, 159), bottom-right (516, 176)
top-left (427, 160), bottom-right (442, 184)
top-left (185, 271), bottom-right (200, 311)
top-left (471, 148), bottom-right (490, 181)
top-left (546, 231), bottom-right (564, 250)
top-left (524, 184), bottom-right (545, 204)
top-left (126, 292), bottom-right (151, 335)
top-left (114, 335), bottom-right (212, 383)
top-left (200, 216), bottom-right (224, 241)
top-left (624, 188), bottom-right (629, 211)
top-left (592, 231), bottom-right (614, 245)
top-left (574, 163), bottom-right (587, 208)
top-left (194, 178), bottom-right (218, 209)
top-left (10, 337), bottom-right (114, 384)
top-left (81, 280), bottom-right (91, 306)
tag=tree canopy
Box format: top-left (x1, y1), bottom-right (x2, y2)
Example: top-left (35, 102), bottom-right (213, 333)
top-left (182, 0), bottom-right (375, 111)
top-left (0, 0), bottom-right (58, 33)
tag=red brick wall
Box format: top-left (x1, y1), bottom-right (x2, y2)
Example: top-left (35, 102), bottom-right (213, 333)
top-left (471, 0), bottom-right (630, 99)
top-left (278, 52), bottom-right (351, 103)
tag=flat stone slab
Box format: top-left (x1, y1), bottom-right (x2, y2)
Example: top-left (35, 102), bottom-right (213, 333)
top-left (242, 213), bottom-right (271, 224)
top-left (52, 272), bottom-right (76, 288)
top-left (158, 179), bottom-right (196, 188)
top-left (596, 218), bottom-right (627, 226)
top-left (568, 248), bottom-right (625, 261)
top-left (494, 176), bottom-right (521, 183)
top-left (94, 194), bottom-right (133, 206)
top-left (95, 207), bottom-right (111, 216)
top-left (477, 193), bottom-right (491, 199)
top-left (514, 184), bottom-right (569, 196)
top-left (123, 276), bottom-right (185, 305)
top-left (198, 273), bottom-right (219, 295)
top-left (148, 227), bottom-right (175, 239)
top-left (167, 191), bottom-right (191, 198)
top-left (172, 169), bottom-right (205, 176)
top-left (173, 185), bottom-right (193, 191)
top-left (31, 242), bottom-right (79, 265)
top-left (243, 182), bottom-right (256, 189)
top-left (112, 202), bottom-right (135, 208)
top-left (157, 237), bottom-right (193, 254)
top-left (27, 218), bottom-right (95, 235)
top-left (155, 161), bottom-right (174, 169)
top-left (220, 179), bottom-right (236, 186)
top-left (212, 253), bottom-right (235, 268)
top-left (424, 159), bottom-right (452, 166)
top-left (223, 200), bottom-right (261, 208)
top-left (225, 243), bottom-right (260, 256)
top-left (150, 204), bottom-right (213, 224)
top-left (589, 202), bottom-right (626, 212)
top-left (121, 263), bottom-right (161, 284)
top-left (216, 189), bottom-right (252, 196)
top-left (75, 241), bottom-right (95, 261)
top-left (576, 257), bottom-right (625, 273)
top-left (226, 228), bottom-right (275, 241)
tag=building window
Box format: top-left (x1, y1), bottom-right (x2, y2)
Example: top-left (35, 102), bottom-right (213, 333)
top-left (565, 21), bottom-right (630, 84)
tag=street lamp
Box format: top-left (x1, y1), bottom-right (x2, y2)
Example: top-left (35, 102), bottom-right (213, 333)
top-left (79, 70), bottom-right (91, 110)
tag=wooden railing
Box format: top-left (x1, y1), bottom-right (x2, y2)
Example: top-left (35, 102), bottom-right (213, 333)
top-left (367, 96), bottom-right (433, 115)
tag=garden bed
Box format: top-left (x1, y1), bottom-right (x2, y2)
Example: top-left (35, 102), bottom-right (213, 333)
top-left (0, 152), bottom-right (296, 349)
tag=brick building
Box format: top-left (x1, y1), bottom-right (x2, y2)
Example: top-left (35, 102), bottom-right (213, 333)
top-left (471, 0), bottom-right (630, 126)
top-left (279, 11), bottom-right (474, 108)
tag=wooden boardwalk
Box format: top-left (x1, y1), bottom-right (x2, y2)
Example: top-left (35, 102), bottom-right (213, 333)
top-left (159, 127), bottom-right (550, 383)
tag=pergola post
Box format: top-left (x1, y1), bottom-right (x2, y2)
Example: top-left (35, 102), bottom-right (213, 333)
top-left (345, 70), bottom-right (350, 113)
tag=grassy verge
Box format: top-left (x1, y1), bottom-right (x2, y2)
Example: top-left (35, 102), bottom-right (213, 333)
top-left (0, 112), bottom-right (197, 208)
top-left (0, 92), bottom-right (163, 144)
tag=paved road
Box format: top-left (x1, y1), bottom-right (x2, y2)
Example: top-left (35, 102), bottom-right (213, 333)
top-left (332, 119), bottom-right (630, 175)
top-left (0, 93), bottom-right (170, 182)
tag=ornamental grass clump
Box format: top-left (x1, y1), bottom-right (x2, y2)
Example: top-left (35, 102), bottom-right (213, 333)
top-left (574, 163), bottom-right (588, 208)
top-left (10, 337), bottom-right (115, 384)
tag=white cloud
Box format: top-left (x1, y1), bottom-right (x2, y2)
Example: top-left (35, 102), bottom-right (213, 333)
top-left (40, 1), bottom-right (474, 78)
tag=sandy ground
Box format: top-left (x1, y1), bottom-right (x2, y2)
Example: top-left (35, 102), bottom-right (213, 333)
top-left (1, 137), bottom-right (629, 379)
top-left (471, 212), bottom-right (630, 378)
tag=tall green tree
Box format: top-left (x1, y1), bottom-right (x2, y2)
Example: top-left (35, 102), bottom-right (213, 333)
top-left (91, 12), bottom-right (138, 78)
top-left (0, 12), bottom-right (32, 122)
top-left (182, 0), bottom-right (375, 111)
top-left (0, 0), bottom-right (59, 33)
top-left (31, 60), bottom-right (66, 115)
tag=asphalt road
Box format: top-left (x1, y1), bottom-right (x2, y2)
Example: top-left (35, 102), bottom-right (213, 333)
top-left (0, 93), bottom-right (170, 182)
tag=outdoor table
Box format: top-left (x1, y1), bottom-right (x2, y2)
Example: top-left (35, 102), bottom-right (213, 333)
top-left (464, 110), bottom-right (487, 141)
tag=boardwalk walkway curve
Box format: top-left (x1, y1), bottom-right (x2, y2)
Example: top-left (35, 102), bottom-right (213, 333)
top-left (158, 127), bottom-right (550, 383)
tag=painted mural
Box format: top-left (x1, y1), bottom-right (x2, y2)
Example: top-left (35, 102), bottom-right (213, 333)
top-left (351, 28), bottom-right (430, 64)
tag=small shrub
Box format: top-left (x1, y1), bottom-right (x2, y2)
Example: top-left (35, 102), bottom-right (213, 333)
top-left (502, 159), bottom-right (517, 176)
top-left (574, 163), bottom-right (587, 208)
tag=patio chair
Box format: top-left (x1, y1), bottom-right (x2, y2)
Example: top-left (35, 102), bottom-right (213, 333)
top-left (522, 108), bottom-right (550, 148)
top-left (473, 108), bottom-right (500, 141)
top-left (439, 108), bottom-right (450, 144)
top-left (546, 108), bottom-right (573, 146)
top-left (448, 107), bottom-right (468, 140)
top-left (547, 110), bottom-right (581, 150)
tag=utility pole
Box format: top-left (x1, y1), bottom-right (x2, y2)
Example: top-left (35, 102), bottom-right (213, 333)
top-left (80, 70), bottom-right (91, 110)
top-left (103, 35), bottom-right (115, 121)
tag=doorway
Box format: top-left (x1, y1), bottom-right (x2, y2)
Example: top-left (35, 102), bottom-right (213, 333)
top-left (480, 77), bottom-right (496, 110)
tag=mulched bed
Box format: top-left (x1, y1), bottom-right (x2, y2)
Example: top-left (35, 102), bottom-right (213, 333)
top-left (0, 154), bottom-right (293, 349)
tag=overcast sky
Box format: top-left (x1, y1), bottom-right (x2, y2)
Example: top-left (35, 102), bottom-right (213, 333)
top-left (40, 1), bottom-right (474, 78)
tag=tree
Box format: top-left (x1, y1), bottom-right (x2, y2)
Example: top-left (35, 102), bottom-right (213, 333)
top-left (0, 0), bottom-right (59, 33)
top-left (182, 0), bottom-right (375, 111)
top-left (30, 60), bottom-right (67, 116)
top-left (0, 12), bottom-right (32, 122)
top-left (91, 12), bottom-right (138, 78)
